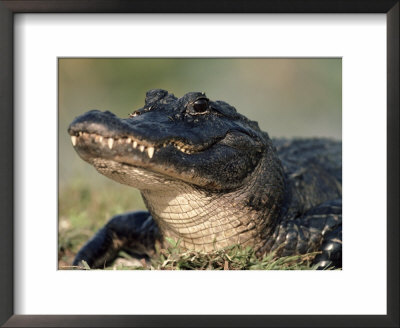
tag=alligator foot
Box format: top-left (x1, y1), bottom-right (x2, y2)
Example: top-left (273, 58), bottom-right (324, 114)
top-left (302, 199), bottom-right (342, 269)
top-left (313, 225), bottom-right (342, 269)
top-left (72, 211), bottom-right (161, 269)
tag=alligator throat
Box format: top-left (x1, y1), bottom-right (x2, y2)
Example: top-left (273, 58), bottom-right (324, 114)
top-left (140, 150), bottom-right (285, 253)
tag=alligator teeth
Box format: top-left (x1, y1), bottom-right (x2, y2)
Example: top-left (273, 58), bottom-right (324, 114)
top-left (147, 147), bottom-right (154, 159)
top-left (71, 132), bottom-right (168, 159)
top-left (108, 138), bottom-right (114, 149)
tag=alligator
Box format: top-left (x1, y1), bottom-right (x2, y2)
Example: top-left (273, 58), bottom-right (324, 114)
top-left (68, 89), bottom-right (342, 269)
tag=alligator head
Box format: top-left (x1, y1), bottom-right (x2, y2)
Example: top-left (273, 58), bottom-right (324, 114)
top-left (68, 89), bottom-right (285, 252)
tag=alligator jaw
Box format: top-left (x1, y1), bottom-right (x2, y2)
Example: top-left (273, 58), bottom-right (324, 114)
top-left (68, 114), bottom-right (264, 190)
top-left (68, 126), bottom-right (238, 191)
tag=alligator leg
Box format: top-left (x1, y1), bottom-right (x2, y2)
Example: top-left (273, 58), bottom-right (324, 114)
top-left (72, 211), bottom-right (161, 269)
top-left (269, 199), bottom-right (342, 269)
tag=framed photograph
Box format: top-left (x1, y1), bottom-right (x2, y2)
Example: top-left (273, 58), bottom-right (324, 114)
top-left (1, 1), bottom-right (398, 327)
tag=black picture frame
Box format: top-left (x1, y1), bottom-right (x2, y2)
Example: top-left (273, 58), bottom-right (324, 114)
top-left (0, 1), bottom-right (398, 327)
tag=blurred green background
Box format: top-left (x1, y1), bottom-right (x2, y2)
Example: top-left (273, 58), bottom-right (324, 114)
top-left (58, 58), bottom-right (341, 267)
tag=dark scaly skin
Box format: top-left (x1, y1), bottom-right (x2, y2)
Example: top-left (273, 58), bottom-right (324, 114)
top-left (264, 139), bottom-right (342, 267)
top-left (69, 89), bottom-right (342, 269)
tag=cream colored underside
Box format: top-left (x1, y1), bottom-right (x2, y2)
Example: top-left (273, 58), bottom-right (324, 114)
top-left (91, 157), bottom-right (262, 252)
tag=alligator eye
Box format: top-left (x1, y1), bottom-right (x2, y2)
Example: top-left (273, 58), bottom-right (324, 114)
top-left (192, 98), bottom-right (209, 113)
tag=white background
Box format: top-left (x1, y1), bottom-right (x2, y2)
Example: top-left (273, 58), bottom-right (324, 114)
top-left (14, 14), bottom-right (387, 315)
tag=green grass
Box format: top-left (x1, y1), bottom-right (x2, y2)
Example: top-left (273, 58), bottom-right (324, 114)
top-left (151, 239), bottom-right (319, 270)
top-left (59, 181), bottom-right (319, 270)
top-left (69, 241), bottom-right (320, 271)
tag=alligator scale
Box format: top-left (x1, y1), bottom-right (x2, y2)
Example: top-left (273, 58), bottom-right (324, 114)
top-left (68, 89), bottom-right (342, 269)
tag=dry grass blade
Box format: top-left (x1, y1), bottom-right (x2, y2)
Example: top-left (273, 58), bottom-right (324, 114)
top-left (224, 260), bottom-right (229, 270)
